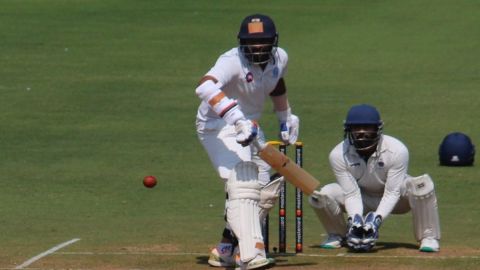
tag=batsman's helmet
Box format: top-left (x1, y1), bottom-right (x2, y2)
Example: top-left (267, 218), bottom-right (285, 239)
top-left (237, 14), bottom-right (278, 65)
top-left (344, 104), bottom-right (384, 151)
top-left (439, 132), bottom-right (475, 166)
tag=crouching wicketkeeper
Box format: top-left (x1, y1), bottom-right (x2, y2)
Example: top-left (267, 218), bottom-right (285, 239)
top-left (309, 104), bottom-right (441, 252)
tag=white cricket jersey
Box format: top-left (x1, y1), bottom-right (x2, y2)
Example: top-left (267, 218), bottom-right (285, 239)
top-left (196, 47), bottom-right (288, 125)
top-left (329, 135), bottom-right (409, 219)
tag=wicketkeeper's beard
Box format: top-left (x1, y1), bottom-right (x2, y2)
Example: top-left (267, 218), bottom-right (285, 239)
top-left (348, 131), bottom-right (380, 152)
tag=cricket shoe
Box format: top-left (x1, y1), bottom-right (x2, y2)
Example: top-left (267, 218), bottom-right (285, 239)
top-left (208, 245), bottom-right (235, 267)
top-left (320, 234), bottom-right (344, 249)
top-left (234, 254), bottom-right (273, 270)
top-left (419, 237), bottom-right (440, 252)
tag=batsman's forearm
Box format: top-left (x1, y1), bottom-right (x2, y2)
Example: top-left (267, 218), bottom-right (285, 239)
top-left (257, 143), bottom-right (320, 195)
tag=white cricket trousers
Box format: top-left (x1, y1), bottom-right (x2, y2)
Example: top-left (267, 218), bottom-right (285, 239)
top-left (196, 119), bottom-right (271, 185)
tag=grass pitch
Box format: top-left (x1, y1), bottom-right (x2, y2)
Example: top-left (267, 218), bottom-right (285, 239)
top-left (0, 0), bottom-right (479, 269)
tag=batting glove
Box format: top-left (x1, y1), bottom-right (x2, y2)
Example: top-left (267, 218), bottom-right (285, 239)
top-left (277, 112), bottom-right (299, 145)
top-left (346, 214), bottom-right (365, 251)
top-left (362, 212), bottom-right (382, 249)
top-left (234, 119), bottom-right (258, 147)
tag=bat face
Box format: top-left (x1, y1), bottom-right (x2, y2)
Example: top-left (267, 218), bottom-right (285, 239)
top-left (258, 144), bottom-right (320, 195)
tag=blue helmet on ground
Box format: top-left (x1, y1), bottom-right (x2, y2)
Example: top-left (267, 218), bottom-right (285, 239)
top-left (344, 104), bottom-right (384, 152)
top-left (439, 132), bottom-right (475, 166)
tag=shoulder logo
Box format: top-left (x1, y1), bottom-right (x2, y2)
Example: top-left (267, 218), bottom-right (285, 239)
top-left (245, 72), bottom-right (254, 83)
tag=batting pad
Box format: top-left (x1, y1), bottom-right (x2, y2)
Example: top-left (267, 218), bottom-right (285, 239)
top-left (227, 162), bottom-right (264, 262)
top-left (258, 176), bottom-right (284, 221)
top-left (407, 174), bottom-right (441, 241)
top-left (309, 192), bottom-right (347, 236)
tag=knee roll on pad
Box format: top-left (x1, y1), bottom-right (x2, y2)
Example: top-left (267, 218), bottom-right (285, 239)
top-left (227, 161), bottom-right (262, 200)
top-left (407, 174), bottom-right (441, 241)
top-left (408, 174), bottom-right (434, 198)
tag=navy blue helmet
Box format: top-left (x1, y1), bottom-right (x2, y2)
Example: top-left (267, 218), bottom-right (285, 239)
top-left (344, 104), bottom-right (384, 151)
top-left (439, 132), bottom-right (475, 166)
top-left (238, 14), bottom-right (278, 65)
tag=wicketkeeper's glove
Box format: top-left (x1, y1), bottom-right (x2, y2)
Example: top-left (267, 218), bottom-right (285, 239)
top-left (362, 212), bottom-right (382, 250)
top-left (346, 214), bottom-right (365, 251)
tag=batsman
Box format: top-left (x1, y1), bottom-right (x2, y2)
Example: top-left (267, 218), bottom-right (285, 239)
top-left (309, 104), bottom-right (441, 252)
top-left (194, 14), bottom-right (300, 269)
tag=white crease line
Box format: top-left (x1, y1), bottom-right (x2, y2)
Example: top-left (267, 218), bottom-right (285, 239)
top-left (56, 251), bottom-right (206, 256)
top-left (15, 238), bottom-right (81, 269)
top-left (297, 253), bottom-right (480, 259)
top-left (54, 251), bottom-right (480, 259)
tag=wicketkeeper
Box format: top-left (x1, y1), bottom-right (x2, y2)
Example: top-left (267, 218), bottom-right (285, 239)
top-left (195, 14), bottom-right (300, 269)
top-left (309, 104), bottom-right (440, 252)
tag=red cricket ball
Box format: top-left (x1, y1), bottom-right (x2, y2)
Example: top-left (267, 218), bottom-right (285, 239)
top-left (143, 175), bottom-right (157, 188)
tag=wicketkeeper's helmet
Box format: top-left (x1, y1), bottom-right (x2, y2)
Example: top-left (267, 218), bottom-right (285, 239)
top-left (344, 104), bottom-right (384, 152)
top-left (238, 14), bottom-right (278, 65)
top-left (439, 132), bottom-right (475, 166)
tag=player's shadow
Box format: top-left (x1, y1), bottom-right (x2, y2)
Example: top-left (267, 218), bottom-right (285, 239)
top-left (268, 253), bottom-right (317, 267)
top-left (310, 241), bottom-right (418, 253)
top-left (375, 241), bottom-right (418, 251)
top-left (196, 253), bottom-right (317, 268)
top-left (195, 255), bottom-right (209, 265)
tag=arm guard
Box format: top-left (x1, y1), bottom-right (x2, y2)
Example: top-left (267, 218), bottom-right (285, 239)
top-left (196, 80), bottom-right (245, 125)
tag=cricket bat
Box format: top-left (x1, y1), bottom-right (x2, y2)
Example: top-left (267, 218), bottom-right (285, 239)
top-left (254, 140), bottom-right (320, 195)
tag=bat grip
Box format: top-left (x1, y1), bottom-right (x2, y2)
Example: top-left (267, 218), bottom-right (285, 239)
top-left (252, 137), bottom-right (266, 151)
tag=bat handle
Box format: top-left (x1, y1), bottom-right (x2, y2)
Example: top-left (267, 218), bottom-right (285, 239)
top-left (252, 136), bottom-right (266, 151)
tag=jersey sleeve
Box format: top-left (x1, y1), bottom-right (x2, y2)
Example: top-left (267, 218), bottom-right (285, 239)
top-left (205, 50), bottom-right (239, 87)
top-left (329, 143), bottom-right (363, 217)
top-left (375, 143), bottom-right (409, 218)
top-left (276, 47), bottom-right (288, 78)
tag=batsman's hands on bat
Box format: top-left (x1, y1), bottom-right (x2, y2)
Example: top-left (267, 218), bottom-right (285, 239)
top-left (346, 214), bottom-right (365, 251)
top-left (362, 212), bottom-right (382, 249)
top-left (235, 119), bottom-right (258, 147)
top-left (279, 114), bottom-right (299, 145)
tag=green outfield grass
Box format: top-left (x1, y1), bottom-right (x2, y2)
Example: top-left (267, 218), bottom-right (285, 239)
top-left (0, 0), bottom-right (479, 269)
